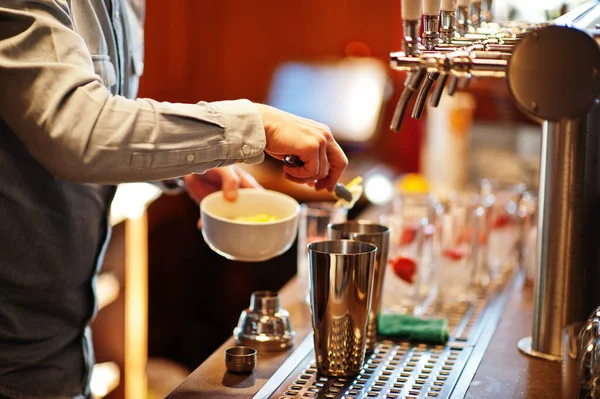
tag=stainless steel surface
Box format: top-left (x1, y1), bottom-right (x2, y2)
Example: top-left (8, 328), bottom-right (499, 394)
top-left (333, 184), bottom-right (354, 203)
top-left (390, 69), bottom-right (427, 131)
top-left (412, 72), bottom-right (439, 119)
top-left (327, 222), bottom-right (390, 354)
top-left (481, 0), bottom-right (492, 23)
top-left (423, 15), bottom-right (441, 50)
top-left (470, 1), bottom-right (482, 28)
top-left (525, 114), bottom-right (600, 359)
top-left (403, 19), bottom-right (422, 57)
top-left (506, 25), bottom-right (600, 121)
top-left (253, 270), bottom-right (521, 399)
top-left (225, 346), bottom-right (257, 374)
top-left (578, 308), bottom-right (600, 398)
top-left (456, 5), bottom-right (471, 36)
top-left (307, 240), bottom-right (378, 377)
top-left (446, 75), bottom-right (458, 96)
top-left (429, 73), bottom-right (448, 107)
top-left (561, 308), bottom-right (600, 398)
top-left (440, 10), bottom-right (457, 44)
top-left (234, 291), bottom-right (296, 352)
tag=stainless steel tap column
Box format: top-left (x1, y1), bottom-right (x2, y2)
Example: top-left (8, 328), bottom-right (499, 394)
top-left (517, 117), bottom-right (592, 360)
top-left (506, 25), bottom-right (600, 360)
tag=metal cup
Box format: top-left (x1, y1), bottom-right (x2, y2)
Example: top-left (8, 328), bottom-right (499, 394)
top-left (308, 240), bottom-right (377, 377)
top-left (327, 221), bottom-right (390, 353)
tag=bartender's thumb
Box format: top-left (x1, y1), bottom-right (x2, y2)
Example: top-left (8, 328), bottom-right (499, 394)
top-left (221, 166), bottom-right (241, 201)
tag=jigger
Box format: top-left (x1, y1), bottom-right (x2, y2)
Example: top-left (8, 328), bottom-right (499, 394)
top-left (308, 240), bottom-right (377, 377)
top-left (328, 221), bottom-right (390, 353)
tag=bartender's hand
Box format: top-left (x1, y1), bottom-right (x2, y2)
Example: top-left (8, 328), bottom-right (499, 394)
top-left (184, 166), bottom-right (262, 228)
top-left (255, 104), bottom-right (348, 192)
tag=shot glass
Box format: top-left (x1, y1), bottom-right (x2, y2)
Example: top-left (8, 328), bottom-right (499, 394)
top-left (297, 202), bottom-right (347, 302)
top-left (308, 240), bottom-right (377, 377)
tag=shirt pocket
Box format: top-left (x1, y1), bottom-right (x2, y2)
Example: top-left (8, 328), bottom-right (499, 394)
top-left (91, 54), bottom-right (117, 89)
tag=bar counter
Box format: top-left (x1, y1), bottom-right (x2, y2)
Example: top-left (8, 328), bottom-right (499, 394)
top-left (166, 269), bottom-right (563, 399)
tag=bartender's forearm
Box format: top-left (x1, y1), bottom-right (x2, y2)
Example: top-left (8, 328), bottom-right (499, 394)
top-left (0, 2), bottom-right (265, 184)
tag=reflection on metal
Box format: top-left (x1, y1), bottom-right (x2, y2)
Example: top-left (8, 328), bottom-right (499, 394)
top-left (517, 336), bottom-right (562, 362)
top-left (254, 272), bottom-right (521, 399)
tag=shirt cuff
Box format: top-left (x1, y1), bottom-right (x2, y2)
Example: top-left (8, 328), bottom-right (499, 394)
top-left (210, 99), bottom-right (266, 165)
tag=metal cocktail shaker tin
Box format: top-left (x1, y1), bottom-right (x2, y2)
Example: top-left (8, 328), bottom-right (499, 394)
top-left (307, 239), bottom-right (377, 377)
top-left (327, 221), bottom-right (390, 353)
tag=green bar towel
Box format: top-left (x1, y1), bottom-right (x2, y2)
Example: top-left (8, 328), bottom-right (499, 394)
top-left (377, 314), bottom-right (450, 344)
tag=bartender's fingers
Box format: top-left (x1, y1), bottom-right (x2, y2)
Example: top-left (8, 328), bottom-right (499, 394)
top-left (235, 166), bottom-right (263, 190)
top-left (221, 165), bottom-right (264, 201)
top-left (314, 139), bottom-right (347, 192)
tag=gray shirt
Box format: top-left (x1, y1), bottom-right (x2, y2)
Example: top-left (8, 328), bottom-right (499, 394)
top-left (0, 0), bottom-right (266, 397)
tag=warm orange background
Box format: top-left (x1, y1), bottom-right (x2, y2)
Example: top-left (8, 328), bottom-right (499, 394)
top-left (138, 0), bottom-right (527, 175)
top-left (138, 0), bottom-right (424, 173)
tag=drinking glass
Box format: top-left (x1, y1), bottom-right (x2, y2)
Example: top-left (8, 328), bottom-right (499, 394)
top-left (482, 179), bottom-right (526, 280)
top-left (297, 202), bottom-right (347, 302)
top-left (519, 190), bottom-right (538, 286)
top-left (381, 192), bottom-right (437, 315)
top-left (433, 192), bottom-right (483, 307)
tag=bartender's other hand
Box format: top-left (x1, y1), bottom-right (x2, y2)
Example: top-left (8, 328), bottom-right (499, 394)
top-left (184, 165), bottom-right (262, 204)
top-left (184, 166), bottom-right (262, 229)
top-left (255, 104), bottom-right (348, 192)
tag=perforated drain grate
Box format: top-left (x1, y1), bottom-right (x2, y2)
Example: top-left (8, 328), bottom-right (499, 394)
top-left (255, 272), bottom-right (520, 399)
top-left (273, 341), bottom-right (471, 399)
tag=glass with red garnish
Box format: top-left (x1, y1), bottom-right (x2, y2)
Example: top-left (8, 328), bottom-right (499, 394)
top-left (433, 192), bottom-right (484, 307)
top-left (481, 179), bottom-right (527, 280)
top-left (379, 193), bottom-right (437, 315)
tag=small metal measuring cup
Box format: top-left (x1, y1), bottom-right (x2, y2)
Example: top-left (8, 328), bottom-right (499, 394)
top-left (225, 346), bottom-right (257, 374)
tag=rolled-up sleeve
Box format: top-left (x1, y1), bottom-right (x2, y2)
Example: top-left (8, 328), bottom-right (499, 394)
top-left (0, 1), bottom-right (266, 184)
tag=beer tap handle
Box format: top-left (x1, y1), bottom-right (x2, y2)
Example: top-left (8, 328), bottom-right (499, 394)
top-left (440, 0), bottom-right (458, 44)
top-left (471, 0), bottom-right (482, 29)
top-left (390, 68), bottom-right (427, 131)
top-left (429, 73), bottom-right (449, 107)
top-left (422, 0), bottom-right (441, 50)
top-left (457, 0), bottom-right (471, 36)
top-left (482, 0), bottom-right (493, 23)
top-left (412, 72), bottom-right (440, 119)
top-left (401, 0), bottom-right (423, 56)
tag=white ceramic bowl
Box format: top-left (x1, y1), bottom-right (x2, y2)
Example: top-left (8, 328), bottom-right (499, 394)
top-left (200, 189), bottom-right (300, 262)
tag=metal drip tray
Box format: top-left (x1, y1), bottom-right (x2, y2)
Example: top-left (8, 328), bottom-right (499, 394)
top-left (254, 272), bottom-right (521, 399)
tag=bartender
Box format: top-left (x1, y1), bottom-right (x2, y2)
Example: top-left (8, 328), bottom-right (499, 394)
top-left (0, 1), bottom-right (348, 398)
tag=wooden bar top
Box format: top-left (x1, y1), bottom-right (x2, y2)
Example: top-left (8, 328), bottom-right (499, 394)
top-left (166, 273), bottom-right (564, 399)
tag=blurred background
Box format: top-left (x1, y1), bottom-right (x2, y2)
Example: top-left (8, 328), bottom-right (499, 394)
top-left (90, 1), bottom-right (586, 398)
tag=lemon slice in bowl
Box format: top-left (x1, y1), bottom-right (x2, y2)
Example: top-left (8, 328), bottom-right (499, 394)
top-left (232, 214), bottom-right (278, 223)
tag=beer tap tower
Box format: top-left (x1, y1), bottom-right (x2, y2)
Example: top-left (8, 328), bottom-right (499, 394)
top-left (390, 0), bottom-right (600, 361)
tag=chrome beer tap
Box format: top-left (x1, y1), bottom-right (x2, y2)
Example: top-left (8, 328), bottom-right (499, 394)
top-left (471, 0), bottom-right (482, 29)
top-left (413, 0), bottom-right (442, 119)
top-left (457, 0), bottom-right (471, 36)
top-left (440, 0), bottom-right (458, 44)
top-left (390, 0), bottom-right (423, 131)
top-left (481, 0), bottom-right (493, 24)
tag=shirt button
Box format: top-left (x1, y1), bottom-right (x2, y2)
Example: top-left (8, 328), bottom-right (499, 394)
top-left (186, 154), bottom-right (195, 163)
top-left (242, 144), bottom-right (251, 155)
